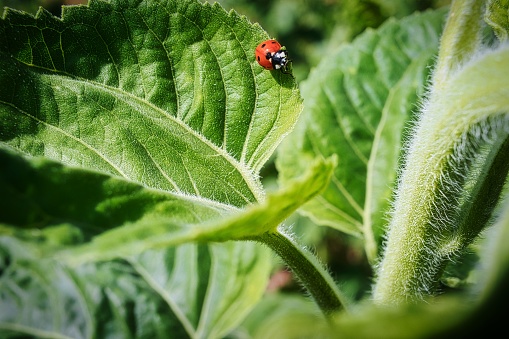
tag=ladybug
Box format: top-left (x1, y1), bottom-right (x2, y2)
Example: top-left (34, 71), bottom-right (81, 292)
top-left (255, 39), bottom-right (291, 74)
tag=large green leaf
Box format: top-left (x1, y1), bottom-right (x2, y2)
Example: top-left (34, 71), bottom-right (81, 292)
top-left (0, 0), bottom-right (301, 206)
top-left (0, 0), bottom-right (303, 337)
top-left (276, 9), bottom-right (447, 247)
top-left (0, 146), bottom-right (231, 238)
top-left (0, 146), bottom-right (333, 263)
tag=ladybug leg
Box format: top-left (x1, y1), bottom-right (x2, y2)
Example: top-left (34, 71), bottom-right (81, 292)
top-left (281, 59), bottom-right (293, 75)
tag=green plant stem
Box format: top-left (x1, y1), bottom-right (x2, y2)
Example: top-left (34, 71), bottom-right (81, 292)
top-left (257, 230), bottom-right (350, 316)
top-left (373, 45), bottom-right (509, 304)
top-left (432, 0), bottom-right (484, 89)
top-left (373, 1), bottom-right (509, 305)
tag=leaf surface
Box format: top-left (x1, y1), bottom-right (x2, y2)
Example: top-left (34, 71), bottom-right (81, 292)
top-left (0, 0), bottom-right (301, 206)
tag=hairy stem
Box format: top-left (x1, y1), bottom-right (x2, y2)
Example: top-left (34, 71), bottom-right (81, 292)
top-left (258, 230), bottom-right (350, 315)
top-left (373, 1), bottom-right (509, 305)
top-left (432, 0), bottom-right (484, 88)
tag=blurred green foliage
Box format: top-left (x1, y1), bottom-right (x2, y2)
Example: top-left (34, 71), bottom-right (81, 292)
top-left (2, 0), bottom-right (450, 81)
top-left (207, 0), bottom-right (450, 80)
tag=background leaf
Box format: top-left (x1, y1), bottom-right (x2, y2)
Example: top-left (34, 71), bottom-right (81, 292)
top-left (276, 9), bottom-right (447, 245)
top-left (0, 237), bottom-right (270, 338)
top-left (237, 293), bottom-right (325, 338)
top-left (131, 242), bottom-right (271, 339)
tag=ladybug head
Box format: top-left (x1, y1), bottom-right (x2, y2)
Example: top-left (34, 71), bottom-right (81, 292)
top-left (271, 50), bottom-right (289, 72)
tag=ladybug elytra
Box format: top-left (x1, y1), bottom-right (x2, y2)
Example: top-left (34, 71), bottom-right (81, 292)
top-left (255, 39), bottom-right (291, 74)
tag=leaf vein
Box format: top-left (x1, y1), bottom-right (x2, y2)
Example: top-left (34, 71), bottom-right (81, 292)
top-left (1, 100), bottom-right (128, 178)
top-left (323, 83), bottom-right (369, 165)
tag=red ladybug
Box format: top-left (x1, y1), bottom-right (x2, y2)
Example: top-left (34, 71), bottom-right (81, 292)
top-left (255, 39), bottom-right (291, 74)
